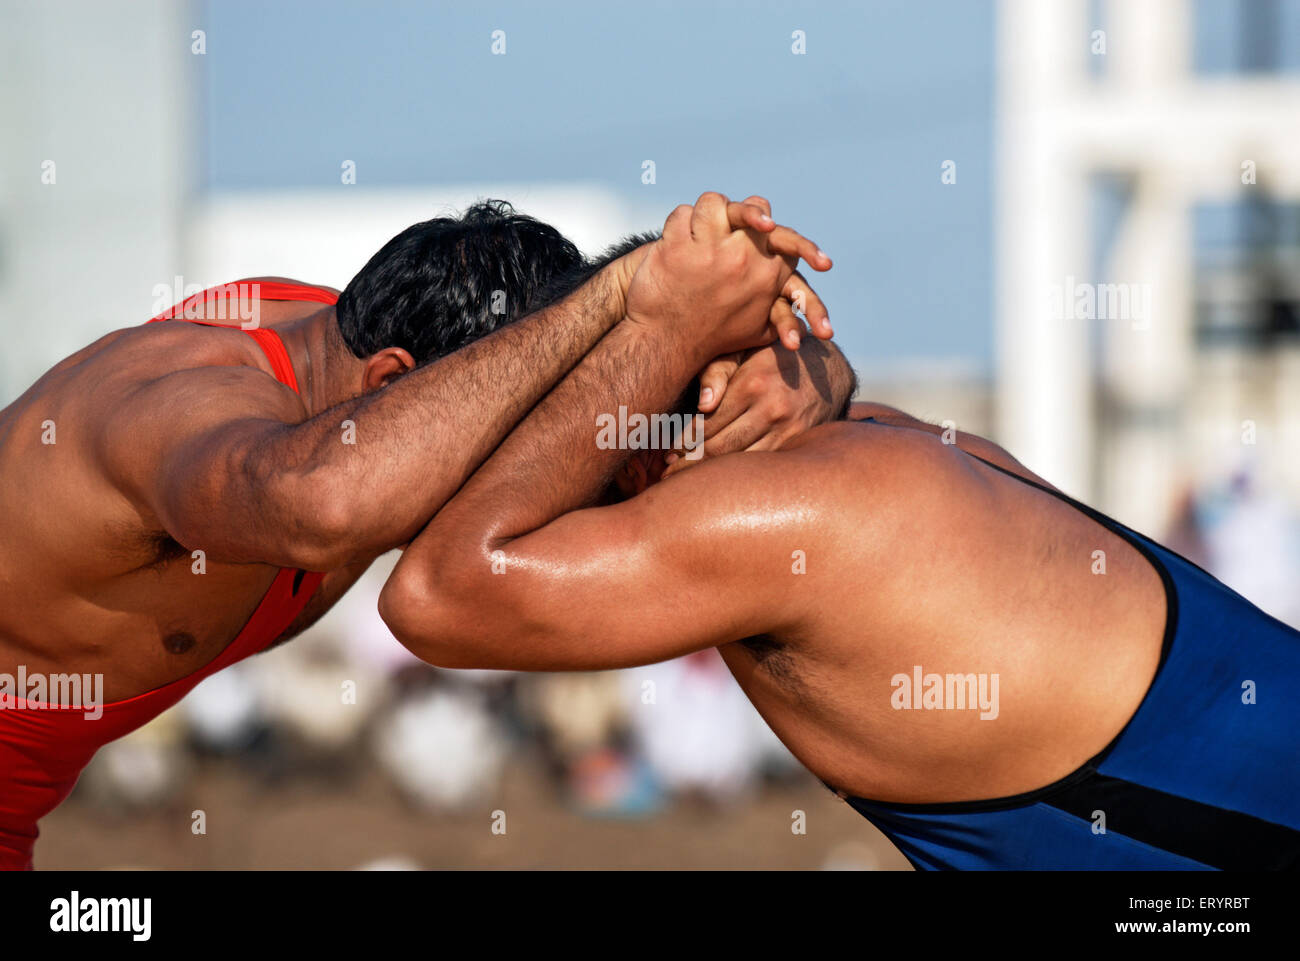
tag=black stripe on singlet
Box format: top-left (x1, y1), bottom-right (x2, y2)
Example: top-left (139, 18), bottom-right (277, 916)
top-left (1044, 773), bottom-right (1300, 870)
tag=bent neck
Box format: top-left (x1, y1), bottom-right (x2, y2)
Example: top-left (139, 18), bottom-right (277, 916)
top-left (276, 307), bottom-right (360, 416)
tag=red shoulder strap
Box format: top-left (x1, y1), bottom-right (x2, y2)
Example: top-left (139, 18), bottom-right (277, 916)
top-left (148, 281), bottom-right (339, 393)
top-left (242, 328), bottom-right (300, 392)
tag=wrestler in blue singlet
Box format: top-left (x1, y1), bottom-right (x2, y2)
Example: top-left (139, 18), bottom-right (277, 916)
top-left (841, 444), bottom-right (1300, 870)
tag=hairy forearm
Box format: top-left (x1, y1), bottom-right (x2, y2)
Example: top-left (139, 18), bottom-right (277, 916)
top-left (382, 319), bottom-right (704, 644)
top-left (257, 267), bottom-right (627, 568)
top-left (445, 319), bottom-right (699, 547)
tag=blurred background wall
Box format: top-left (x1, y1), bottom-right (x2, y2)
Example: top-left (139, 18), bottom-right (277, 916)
top-left (998, 0), bottom-right (1300, 627)
top-left (1, 0), bottom-right (1296, 868)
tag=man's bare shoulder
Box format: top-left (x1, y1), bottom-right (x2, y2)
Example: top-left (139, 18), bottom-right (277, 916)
top-left (23, 320), bottom-right (257, 390)
top-left (676, 417), bottom-right (1005, 565)
top-left (85, 324), bottom-right (307, 476)
top-left (642, 418), bottom-right (965, 545)
top-left (782, 417), bottom-right (979, 489)
top-left (3, 323), bottom-right (302, 456)
top-left (0, 322), bottom-right (305, 550)
top-left (103, 321), bottom-right (285, 392)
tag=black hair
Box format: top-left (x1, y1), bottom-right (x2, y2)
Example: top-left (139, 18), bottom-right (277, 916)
top-left (335, 199), bottom-right (586, 365)
top-left (528, 229), bottom-right (661, 307)
top-left (590, 231), bottom-right (660, 271)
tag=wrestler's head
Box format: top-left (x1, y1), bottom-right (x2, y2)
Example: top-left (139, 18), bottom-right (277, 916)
top-left (336, 206), bottom-right (694, 497)
top-left (331, 199), bottom-right (586, 393)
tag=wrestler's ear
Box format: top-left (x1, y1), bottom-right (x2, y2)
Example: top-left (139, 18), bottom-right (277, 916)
top-left (362, 347), bottom-right (416, 392)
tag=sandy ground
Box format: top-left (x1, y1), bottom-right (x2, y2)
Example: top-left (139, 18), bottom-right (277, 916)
top-left (34, 757), bottom-right (912, 871)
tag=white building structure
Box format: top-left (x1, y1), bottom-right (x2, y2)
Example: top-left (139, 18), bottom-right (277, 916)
top-left (0, 0), bottom-right (192, 404)
top-left (997, 0), bottom-right (1300, 532)
top-left (0, 7), bottom-right (637, 405)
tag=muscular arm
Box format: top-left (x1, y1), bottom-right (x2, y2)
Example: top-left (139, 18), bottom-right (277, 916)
top-left (475, 315), bottom-right (704, 534)
top-left (380, 309), bottom-right (714, 660)
top-left (381, 194), bottom-right (833, 661)
top-left (98, 263), bottom-right (633, 571)
top-left (381, 444), bottom-right (824, 670)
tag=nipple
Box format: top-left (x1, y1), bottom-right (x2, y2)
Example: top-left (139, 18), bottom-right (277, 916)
top-left (162, 631), bottom-right (197, 655)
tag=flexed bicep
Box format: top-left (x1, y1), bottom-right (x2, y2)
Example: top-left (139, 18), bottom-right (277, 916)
top-left (94, 365), bottom-right (327, 567)
top-left (379, 451), bottom-right (823, 671)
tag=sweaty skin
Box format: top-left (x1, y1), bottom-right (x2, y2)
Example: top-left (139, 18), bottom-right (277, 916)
top-left (0, 196), bottom-right (838, 705)
top-left (382, 388), bottom-right (1167, 805)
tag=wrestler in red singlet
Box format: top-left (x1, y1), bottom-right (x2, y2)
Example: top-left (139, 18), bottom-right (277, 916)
top-left (0, 283), bottom-right (332, 870)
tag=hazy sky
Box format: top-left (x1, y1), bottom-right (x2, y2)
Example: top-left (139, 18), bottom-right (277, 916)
top-left (200, 0), bottom-right (997, 370)
top-left (197, 0), bottom-right (1300, 370)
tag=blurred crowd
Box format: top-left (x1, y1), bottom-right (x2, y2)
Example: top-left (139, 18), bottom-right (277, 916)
top-left (1166, 467), bottom-right (1300, 628)
top-left (75, 557), bottom-right (804, 827)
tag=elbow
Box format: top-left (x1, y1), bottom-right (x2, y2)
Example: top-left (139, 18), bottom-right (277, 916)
top-left (292, 498), bottom-right (366, 571)
top-left (378, 566), bottom-right (486, 669)
top-left (271, 472), bottom-right (376, 571)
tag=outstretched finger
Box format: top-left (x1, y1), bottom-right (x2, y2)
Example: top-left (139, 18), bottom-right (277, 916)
top-left (784, 271), bottom-right (833, 340)
top-left (765, 225), bottom-right (832, 271)
top-left (769, 297), bottom-right (805, 351)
